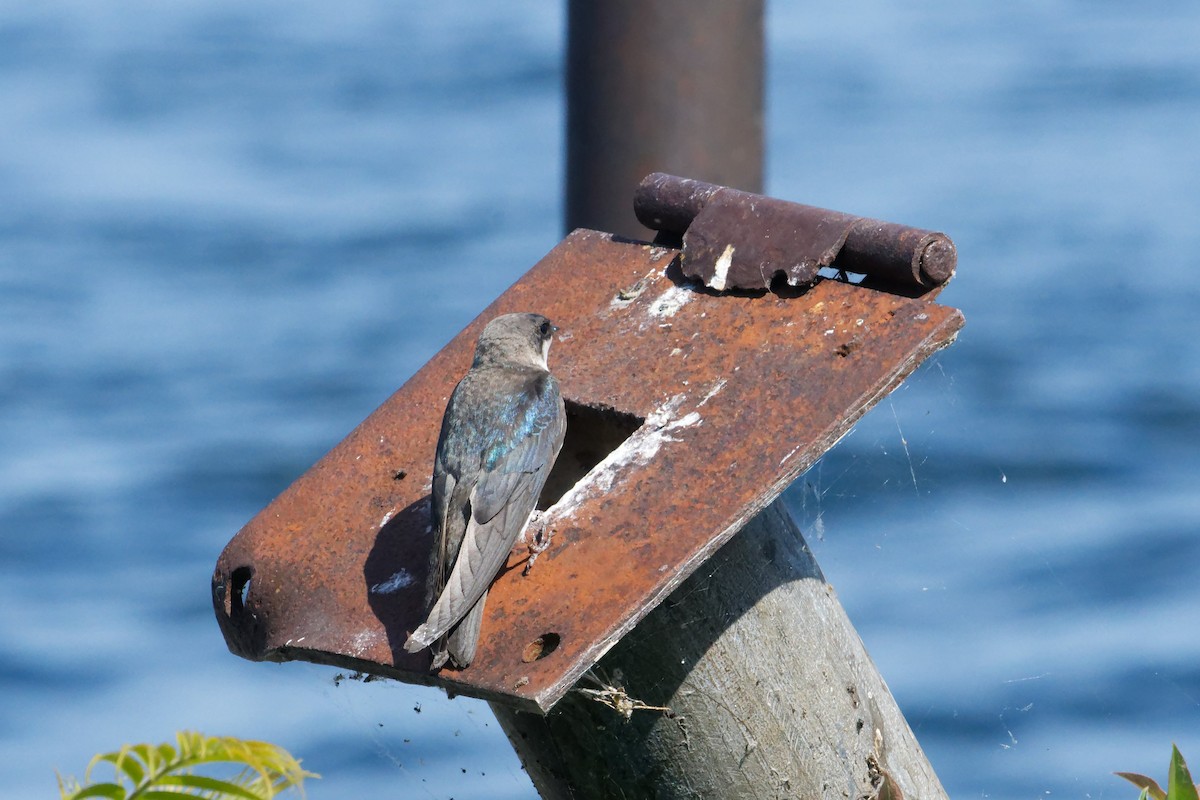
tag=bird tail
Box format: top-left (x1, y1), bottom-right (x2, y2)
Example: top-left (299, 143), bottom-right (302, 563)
top-left (446, 590), bottom-right (487, 669)
top-left (403, 589), bottom-right (488, 670)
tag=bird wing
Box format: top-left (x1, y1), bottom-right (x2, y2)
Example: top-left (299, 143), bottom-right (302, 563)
top-left (406, 372), bottom-right (565, 651)
top-left (471, 374), bottom-right (566, 522)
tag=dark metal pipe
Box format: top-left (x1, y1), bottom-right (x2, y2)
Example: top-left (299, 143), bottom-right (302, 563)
top-left (565, 0), bottom-right (764, 239)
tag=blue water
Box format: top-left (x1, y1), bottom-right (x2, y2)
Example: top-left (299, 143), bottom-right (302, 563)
top-left (2, 2), bottom-right (1198, 797)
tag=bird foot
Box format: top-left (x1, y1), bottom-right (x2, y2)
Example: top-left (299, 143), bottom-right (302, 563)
top-left (523, 514), bottom-right (554, 577)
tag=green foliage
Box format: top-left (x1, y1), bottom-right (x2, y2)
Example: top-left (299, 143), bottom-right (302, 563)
top-left (1117, 745), bottom-right (1199, 800)
top-left (56, 731), bottom-right (318, 800)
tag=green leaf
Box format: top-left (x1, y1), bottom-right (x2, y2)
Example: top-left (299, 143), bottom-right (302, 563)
top-left (1167, 746), bottom-right (1199, 800)
top-left (65, 783), bottom-right (128, 800)
top-left (63, 732), bottom-right (316, 800)
top-left (155, 742), bottom-right (178, 765)
top-left (1117, 771), bottom-right (1167, 800)
top-left (99, 749), bottom-right (147, 785)
top-left (156, 774), bottom-right (264, 800)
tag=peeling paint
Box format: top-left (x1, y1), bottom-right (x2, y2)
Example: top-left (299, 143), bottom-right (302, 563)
top-left (697, 379), bottom-right (727, 407)
top-left (370, 569), bottom-right (415, 595)
top-left (610, 268), bottom-right (659, 309)
top-left (649, 285), bottom-right (693, 319)
top-left (671, 411), bottom-right (702, 430)
top-left (349, 629), bottom-right (382, 657)
top-left (710, 244), bottom-right (735, 291)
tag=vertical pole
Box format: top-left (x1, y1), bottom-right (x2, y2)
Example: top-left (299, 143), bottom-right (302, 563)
top-left (565, 0), bottom-right (764, 239)
top-left (489, 499), bottom-right (948, 799)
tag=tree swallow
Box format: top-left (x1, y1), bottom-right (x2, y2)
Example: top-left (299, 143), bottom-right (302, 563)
top-left (404, 312), bottom-right (567, 669)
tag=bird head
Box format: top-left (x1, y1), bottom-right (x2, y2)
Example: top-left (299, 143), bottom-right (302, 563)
top-left (472, 312), bottom-right (558, 370)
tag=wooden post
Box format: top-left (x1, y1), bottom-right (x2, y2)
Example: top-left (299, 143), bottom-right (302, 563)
top-left (490, 498), bottom-right (948, 799)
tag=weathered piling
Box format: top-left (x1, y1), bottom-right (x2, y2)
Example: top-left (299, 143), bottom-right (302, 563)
top-left (490, 497), bottom-right (947, 799)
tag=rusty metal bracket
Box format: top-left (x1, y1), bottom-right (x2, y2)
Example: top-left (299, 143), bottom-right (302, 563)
top-left (634, 172), bottom-right (957, 293)
top-left (213, 182), bottom-right (964, 714)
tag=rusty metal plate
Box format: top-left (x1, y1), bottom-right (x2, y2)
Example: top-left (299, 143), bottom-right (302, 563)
top-left (213, 229), bottom-right (964, 712)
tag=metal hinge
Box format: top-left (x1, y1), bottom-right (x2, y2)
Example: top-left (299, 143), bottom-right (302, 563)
top-left (634, 172), bottom-right (956, 295)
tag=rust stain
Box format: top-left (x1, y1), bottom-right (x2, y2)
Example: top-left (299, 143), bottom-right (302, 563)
top-left (213, 229), bottom-right (963, 712)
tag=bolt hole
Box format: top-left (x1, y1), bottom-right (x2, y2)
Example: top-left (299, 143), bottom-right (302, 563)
top-left (522, 632), bottom-right (561, 663)
top-left (231, 566), bottom-right (253, 614)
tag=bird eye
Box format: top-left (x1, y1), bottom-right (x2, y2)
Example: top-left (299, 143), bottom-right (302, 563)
top-left (539, 320), bottom-right (553, 337)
